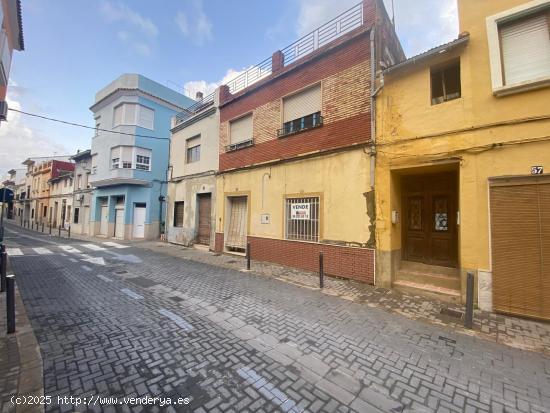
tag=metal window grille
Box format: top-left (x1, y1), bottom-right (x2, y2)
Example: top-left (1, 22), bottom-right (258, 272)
top-left (285, 197), bottom-right (320, 242)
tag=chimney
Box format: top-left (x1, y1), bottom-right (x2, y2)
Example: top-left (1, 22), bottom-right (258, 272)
top-left (272, 50), bottom-right (285, 73)
top-left (196, 91), bottom-right (204, 100)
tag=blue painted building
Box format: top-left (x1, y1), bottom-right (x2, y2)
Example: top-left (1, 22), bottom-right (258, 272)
top-left (89, 74), bottom-right (194, 240)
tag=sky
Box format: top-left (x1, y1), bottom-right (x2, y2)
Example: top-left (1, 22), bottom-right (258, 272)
top-left (0, 0), bottom-right (458, 176)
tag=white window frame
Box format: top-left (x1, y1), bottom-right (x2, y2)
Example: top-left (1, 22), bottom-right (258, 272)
top-left (113, 103), bottom-right (155, 129)
top-left (487, 0), bottom-right (550, 96)
top-left (136, 155), bottom-right (151, 171)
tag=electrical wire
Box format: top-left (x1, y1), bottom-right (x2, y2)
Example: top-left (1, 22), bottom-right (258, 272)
top-left (8, 108), bottom-right (169, 140)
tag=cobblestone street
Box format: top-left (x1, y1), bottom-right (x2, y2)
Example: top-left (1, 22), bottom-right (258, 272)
top-left (2, 222), bottom-right (550, 413)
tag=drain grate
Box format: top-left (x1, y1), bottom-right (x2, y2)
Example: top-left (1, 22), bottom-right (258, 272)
top-left (440, 308), bottom-right (464, 319)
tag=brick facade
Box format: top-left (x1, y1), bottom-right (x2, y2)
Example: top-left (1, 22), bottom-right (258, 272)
top-left (249, 236), bottom-right (375, 284)
top-left (214, 232), bottom-right (374, 284)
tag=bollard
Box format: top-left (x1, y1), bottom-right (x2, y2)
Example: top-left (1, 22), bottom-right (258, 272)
top-left (246, 242), bottom-right (251, 270)
top-left (35, 221), bottom-right (38, 231)
top-left (41, 222), bottom-right (44, 232)
top-left (49, 222), bottom-right (52, 235)
top-left (0, 248), bottom-right (6, 293)
top-left (464, 271), bottom-right (475, 329)
top-left (6, 275), bottom-right (15, 334)
top-left (58, 226), bottom-right (61, 237)
top-left (319, 251), bottom-right (324, 289)
top-left (68, 226), bottom-right (71, 238)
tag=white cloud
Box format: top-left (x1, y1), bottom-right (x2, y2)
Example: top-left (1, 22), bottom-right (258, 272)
top-left (175, 1), bottom-right (213, 46)
top-left (117, 30), bottom-right (152, 56)
top-left (100, 1), bottom-right (158, 56)
top-left (0, 94), bottom-right (70, 177)
top-left (100, 1), bottom-right (158, 37)
top-left (183, 68), bottom-right (248, 99)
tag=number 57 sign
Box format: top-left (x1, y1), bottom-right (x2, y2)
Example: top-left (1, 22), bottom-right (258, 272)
top-left (531, 166), bottom-right (544, 175)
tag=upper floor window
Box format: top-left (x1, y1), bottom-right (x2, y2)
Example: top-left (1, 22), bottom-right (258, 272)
top-left (280, 84), bottom-right (322, 137)
top-left (228, 114), bottom-right (253, 151)
top-left (136, 155), bottom-right (151, 171)
top-left (500, 11), bottom-right (550, 86)
top-left (431, 61), bottom-right (461, 105)
top-left (186, 135), bottom-right (201, 163)
top-left (77, 174), bottom-right (82, 189)
top-left (487, 4), bottom-right (550, 95)
top-left (113, 103), bottom-right (155, 130)
top-left (111, 146), bottom-right (133, 169)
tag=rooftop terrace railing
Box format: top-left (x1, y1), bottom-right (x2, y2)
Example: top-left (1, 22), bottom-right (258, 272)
top-left (173, 1), bottom-right (363, 127)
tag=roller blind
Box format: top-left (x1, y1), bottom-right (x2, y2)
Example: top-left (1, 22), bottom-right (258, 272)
top-left (138, 106), bottom-right (154, 130)
top-left (121, 146), bottom-right (133, 162)
top-left (230, 114), bottom-right (253, 144)
top-left (283, 84), bottom-right (321, 123)
top-left (187, 135), bottom-right (201, 148)
top-left (123, 103), bottom-right (137, 125)
top-left (501, 13), bottom-right (550, 85)
top-left (113, 105), bottom-right (123, 127)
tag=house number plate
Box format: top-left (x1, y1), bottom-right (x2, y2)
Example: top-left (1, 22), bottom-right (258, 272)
top-left (531, 166), bottom-right (543, 175)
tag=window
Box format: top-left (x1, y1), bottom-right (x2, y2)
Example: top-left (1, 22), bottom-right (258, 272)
top-left (431, 61), bottom-right (461, 105)
top-left (77, 174), bottom-right (82, 189)
top-left (43, 206), bottom-right (47, 217)
top-left (136, 155), bottom-right (150, 170)
top-left (229, 114), bottom-right (253, 145)
top-left (74, 208), bottom-right (79, 224)
top-left (500, 11), bottom-right (550, 86)
top-left (111, 146), bottom-right (133, 169)
top-left (135, 147), bottom-right (152, 171)
top-left (186, 135), bottom-right (201, 163)
top-left (122, 161), bottom-right (132, 169)
top-left (113, 103), bottom-right (155, 129)
top-left (487, 4), bottom-right (550, 94)
top-left (112, 157), bottom-right (120, 169)
top-left (173, 201), bottom-right (184, 227)
top-left (85, 172), bottom-right (91, 188)
top-left (285, 196), bottom-right (320, 242)
top-left (95, 122), bottom-right (100, 137)
top-left (280, 84), bottom-right (322, 137)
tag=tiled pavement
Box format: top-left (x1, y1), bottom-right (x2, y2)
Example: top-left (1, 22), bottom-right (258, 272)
top-left (134, 241), bottom-right (550, 355)
top-left (3, 221), bottom-right (550, 412)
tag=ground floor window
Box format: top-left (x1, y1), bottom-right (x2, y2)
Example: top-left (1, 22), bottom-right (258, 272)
top-left (74, 207), bottom-right (79, 224)
top-left (173, 201), bottom-right (184, 227)
top-left (43, 206), bottom-right (47, 217)
top-left (285, 196), bottom-right (320, 242)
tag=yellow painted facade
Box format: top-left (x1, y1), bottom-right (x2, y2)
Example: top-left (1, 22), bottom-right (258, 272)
top-left (215, 148), bottom-right (373, 247)
top-left (375, 0), bottom-right (550, 303)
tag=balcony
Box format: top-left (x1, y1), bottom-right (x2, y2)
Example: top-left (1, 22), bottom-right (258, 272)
top-left (90, 167), bottom-right (150, 188)
top-left (277, 112), bottom-right (323, 138)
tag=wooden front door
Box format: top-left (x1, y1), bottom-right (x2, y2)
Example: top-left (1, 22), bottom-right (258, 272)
top-left (402, 172), bottom-right (458, 268)
top-left (196, 193), bottom-right (211, 245)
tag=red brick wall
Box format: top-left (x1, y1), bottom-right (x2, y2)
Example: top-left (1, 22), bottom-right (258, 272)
top-left (248, 236), bottom-right (375, 284)
top-left (220, 112), bottom-right (371, 171)
top-left (220, 32), bottom-right (371, 124)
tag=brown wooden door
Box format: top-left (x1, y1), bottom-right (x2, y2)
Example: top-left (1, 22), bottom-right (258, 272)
top-left (196, 193), bottom-right (211, 245)
top-left (402, 172), bottom-right (458, 268)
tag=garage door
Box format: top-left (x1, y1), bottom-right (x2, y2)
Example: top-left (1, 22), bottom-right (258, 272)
top-left (490, 178), bottom-right (550, 320)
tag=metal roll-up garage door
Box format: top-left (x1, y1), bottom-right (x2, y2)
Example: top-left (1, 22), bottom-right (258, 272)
top-left (490, 177), bottom-right (550, 320)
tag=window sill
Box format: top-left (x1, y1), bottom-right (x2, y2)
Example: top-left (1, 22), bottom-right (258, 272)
top-left (493, 76), bottom-right (550, 97)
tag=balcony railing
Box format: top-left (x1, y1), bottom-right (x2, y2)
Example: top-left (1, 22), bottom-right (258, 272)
top-left (277, 112), bottom-right (323, 138)
top-left (173, 2), bottom-right (363, 128)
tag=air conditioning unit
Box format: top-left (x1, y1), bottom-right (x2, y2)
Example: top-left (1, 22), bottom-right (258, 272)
top-left (0, 101), bottom-right (7, 121)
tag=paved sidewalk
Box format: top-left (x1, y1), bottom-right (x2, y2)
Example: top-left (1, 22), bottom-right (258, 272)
top-left (0, 277), bottom-right (44, 413)
top-left (133, 240), bottom-right (550, 355)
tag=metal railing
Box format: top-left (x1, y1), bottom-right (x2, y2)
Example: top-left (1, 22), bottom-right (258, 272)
top-left (282, 2), bottom-right (363, 66)
top-left (173, 1), bottom-right (363, 127)
top-left (277, 113), bottom-right (324, 138)
top-left (225, 138), bottom-right (254, 153)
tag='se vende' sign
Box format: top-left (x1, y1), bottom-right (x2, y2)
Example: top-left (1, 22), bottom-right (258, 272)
top-left (290, 203), bottom-right (310, 220)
